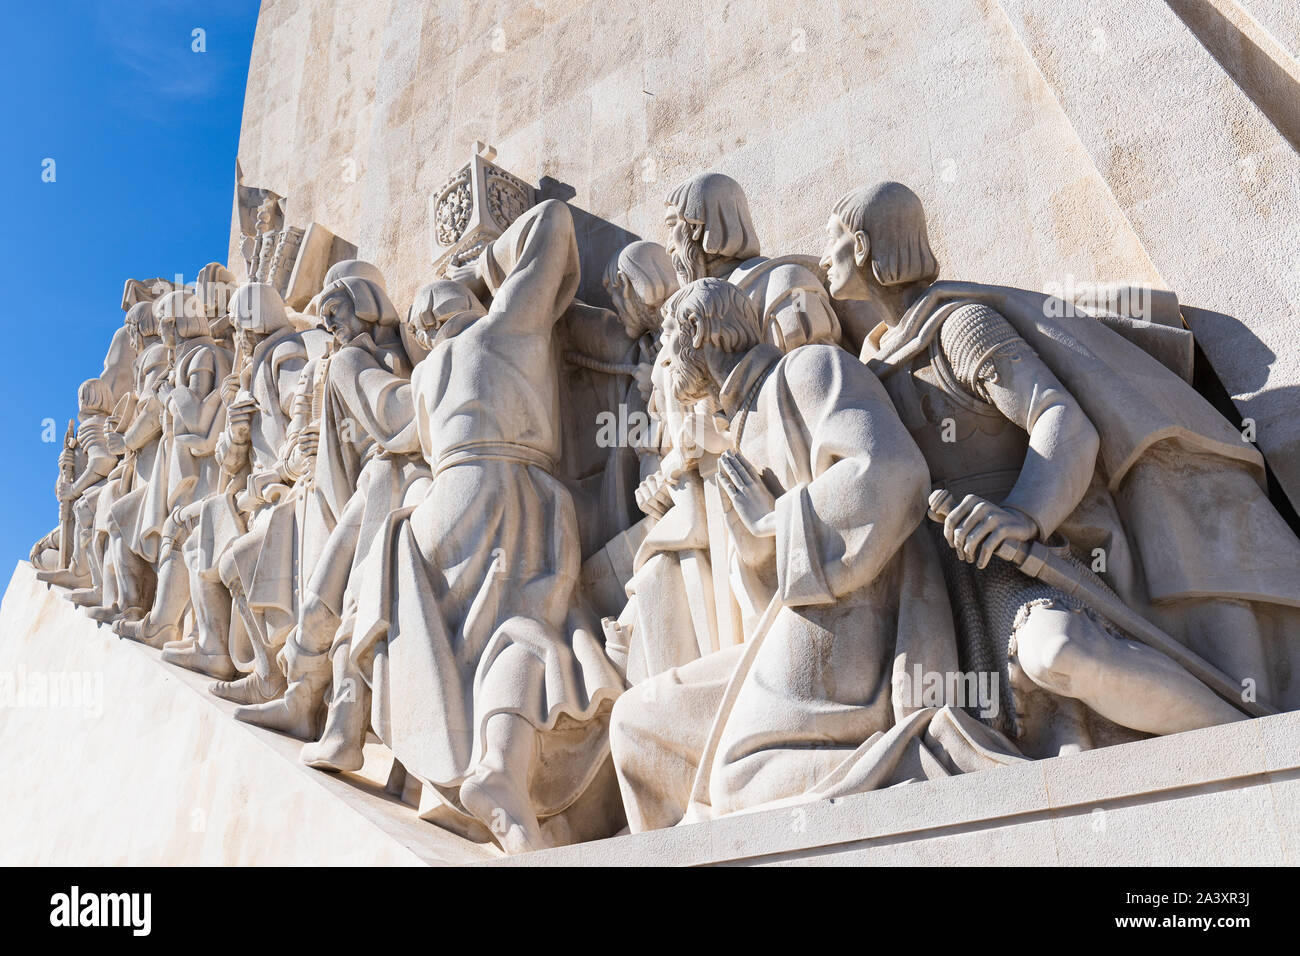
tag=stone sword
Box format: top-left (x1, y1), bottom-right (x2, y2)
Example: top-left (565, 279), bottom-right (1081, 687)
top-left (926, 488), bottom-right (1275, 719)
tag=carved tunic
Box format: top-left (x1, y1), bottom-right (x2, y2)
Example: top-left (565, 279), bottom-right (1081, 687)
top-left (352, 201), bottom-right (623, 822)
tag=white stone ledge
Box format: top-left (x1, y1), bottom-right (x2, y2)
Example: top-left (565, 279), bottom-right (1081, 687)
top-left (3, 560), bottom-right (1294, 866)
top-left (491, 707), bottom-right (1299, 866)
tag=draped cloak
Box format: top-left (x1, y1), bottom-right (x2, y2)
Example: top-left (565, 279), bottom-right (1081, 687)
top-left (350, 200), bottom-right (625, 822)
top-left (866, 281), bottom-right (1300, 711)
top-left (301, 328), bottom-right (423, 640)
top-left (134, 336), bottom-right (230, 563)
top-left (609, 343), bottom-right (1023, 831)
top-left (186, 325), bottom-right (327, 656)
top-left (105, 342), bottom-right (169, 561)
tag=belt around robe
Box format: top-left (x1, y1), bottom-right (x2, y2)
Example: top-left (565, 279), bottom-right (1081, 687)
top-left (434, 440), bottom-right (557, 476)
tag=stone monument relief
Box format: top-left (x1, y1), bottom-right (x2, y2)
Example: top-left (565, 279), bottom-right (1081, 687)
top-left (13, 1), bottom-right (1300, 867)
top-left (28, 146), bottom-right (1300, 856)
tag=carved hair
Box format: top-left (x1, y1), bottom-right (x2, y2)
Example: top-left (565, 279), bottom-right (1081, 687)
top-left (320, 275), bottom-right (400, 327)
top-left (229, 282), bottom-right (291, 335)
top-left (124, 301), bottom-right (158, 339)
top-left (606, 241), bottom-right (678, 308)
top-left (153, 290), bottom-right (211, 339)
top-left (195, 262), bottom-right (237, 319)
top-left (77, 377), bottom-right (112, 415)
top-left (323, 259), bottom-right (386, 290)
top-left (832, 182), bottom-right (939, 286)
top-left (665, 173), bottom-right (761, 261)
top-left (663, 277), bottom-right (763, 396)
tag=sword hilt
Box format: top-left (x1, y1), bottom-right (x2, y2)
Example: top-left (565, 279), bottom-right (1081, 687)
top-left (926, 488), bottom-right (1038, 569)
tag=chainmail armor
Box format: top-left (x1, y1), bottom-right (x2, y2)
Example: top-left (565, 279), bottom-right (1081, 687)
top-left (938, 303), bottom-right (1026, 403)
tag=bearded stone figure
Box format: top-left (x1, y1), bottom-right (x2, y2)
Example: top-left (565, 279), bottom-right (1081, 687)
top-left (664, 171), bottom-right (839, 351)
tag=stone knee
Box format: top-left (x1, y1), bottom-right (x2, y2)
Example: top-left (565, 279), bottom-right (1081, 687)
top-left (1012, 603), bottom-right (1103, 699)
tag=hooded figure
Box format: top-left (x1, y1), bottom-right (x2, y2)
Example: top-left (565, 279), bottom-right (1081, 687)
top-left (235, 264), bottom-right (427, 770)
top-left (162, 283), bottom-right (328, 686)
top-left (113, 291), bottom-right (231, 647)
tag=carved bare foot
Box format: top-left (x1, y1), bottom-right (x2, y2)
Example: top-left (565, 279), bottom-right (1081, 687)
top-left (210, 670), bottom-right (286, 706)
top-left (459, 772), bottom-right (549, 855)
top-left (160, 644), bottom-right (239, 681)
top-left (67, 588), bottom-right (103, 608)
top-left (113, 618), bottom-right (181, 649)
top-left (300, 735), bottom-right (364, 773)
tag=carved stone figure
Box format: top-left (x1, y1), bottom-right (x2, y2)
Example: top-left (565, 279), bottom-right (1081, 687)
top-left (35, 379), bottom-right (118, 589)
top-left (602, 240), bottom-right (678, 480)
top-left (554, 243), bottom-right (677, 554)
top-left (160, 284), bottom-right (327, 684)
top-left (608, 277), bottom-right (1010, 829)
top-left (235, 262), bottom-right (422, 772)
top-left (826, 182), bottom-right (1300, 756)
top-left (112, 290), bottom-right (232, 647)
top-left (80, 303), bottom-right (173, 622)
top-left (28, 154), bottom-right (1300, 861)
top-left (664, 171), bottom-right (840, 350)
top-left (349, 200), bottom-right (624, 853)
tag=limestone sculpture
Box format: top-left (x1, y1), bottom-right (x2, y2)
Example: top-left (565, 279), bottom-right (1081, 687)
top-left (34, 161), bottom-right (1300, 856)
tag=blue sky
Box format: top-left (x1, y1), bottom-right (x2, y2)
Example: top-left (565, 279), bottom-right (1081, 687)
top-left (0, 1), bottom-right (260, 568)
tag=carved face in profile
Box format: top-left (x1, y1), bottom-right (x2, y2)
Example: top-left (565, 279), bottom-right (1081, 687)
top-left (606, 272), bottom-right (653, 340)
top-left (126, 311), bottom-right (157, 353)
top-left (318, 287), bottom-right (366, 346)
top-left (819, 215), bottom-right (870, 301)
top-left (159, 314), bottom-right (178, 348)
top-left (659, 308), bottom-right (713, 408)
top-left (232, 326), bottom-right (263, 358)
top-left (664, 206), bottom-right (706, 286)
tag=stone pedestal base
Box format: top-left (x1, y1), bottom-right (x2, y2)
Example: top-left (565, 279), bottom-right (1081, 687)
top-left (3, 561), bottom-right (1295, 866)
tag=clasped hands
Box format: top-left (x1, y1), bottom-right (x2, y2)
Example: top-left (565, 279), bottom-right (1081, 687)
top-left (635, 410), bottom-right (732, 518)
top-left (225, 397), bottom-right (258, 444)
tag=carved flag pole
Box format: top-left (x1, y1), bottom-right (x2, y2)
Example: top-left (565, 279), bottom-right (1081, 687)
top-left (57, 419), bottom-right (77, 569)
top-left (926, 489), bottom-right (1275, 719)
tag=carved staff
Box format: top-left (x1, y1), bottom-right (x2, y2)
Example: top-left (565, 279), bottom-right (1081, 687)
top-left (303, 339), bottom-right (334, 491)
top-left (221, 337), bottom-right (255, 490)
top-left (57, 419), bottom-right (76, 569)
top-left (926, 488), bottom-right (1274, 719)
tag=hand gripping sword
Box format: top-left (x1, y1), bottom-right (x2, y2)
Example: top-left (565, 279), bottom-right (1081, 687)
top-left (927, 489), bottom-right (1275, 719)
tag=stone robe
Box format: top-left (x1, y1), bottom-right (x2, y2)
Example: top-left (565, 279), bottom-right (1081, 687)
top-left (351, 200), bottom-right (624, 825)
top-left (300, 328), bottom-right (423, 649)
top-left (136, 336), bottom-right (230, 563)
top-left (186, 324), bottom-right (326, 656)
top-left (104, 342), bottom-right (169, 561)
top-left (609, 343), bottom-right (1016, 831)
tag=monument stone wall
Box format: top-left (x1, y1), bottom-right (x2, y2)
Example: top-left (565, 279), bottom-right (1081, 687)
top-left (231, 0), bottom-right (1300, 506)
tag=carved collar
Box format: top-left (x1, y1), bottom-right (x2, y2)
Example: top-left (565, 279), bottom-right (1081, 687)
top-left (718, 342), bottom-right (781, 421)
